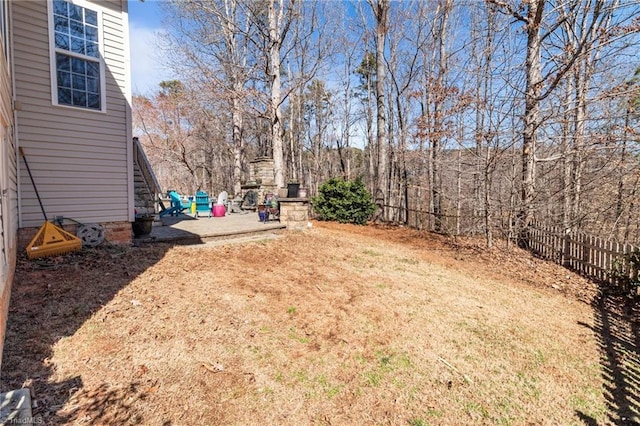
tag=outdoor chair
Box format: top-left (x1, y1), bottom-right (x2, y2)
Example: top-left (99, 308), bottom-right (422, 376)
top-left (159, 190), bottom-right (191, 217)
top-left (264, 193), bottom-right (279, 221)
top-left (217, 191), bottom-right (228, 208)
top-left (195, 190), bottom-right (211, 218)
top-left (211, 191), bottom-right (229, 217)
top-left (241, 190), bottom-right (258, 210)
top-left (158, 195), bottom-right (173, 218)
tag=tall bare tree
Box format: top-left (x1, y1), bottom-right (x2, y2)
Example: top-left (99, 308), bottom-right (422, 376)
top-left (490, 0), bottom-right (608, 245)
top-left (265, 0), bottom-right (294, 189)
top-left (134, 0), bottom-right (640, 246)
top-left (161, 0), bottom-right (257, 196)
top-left (368, 0), bottom-right (389, 223)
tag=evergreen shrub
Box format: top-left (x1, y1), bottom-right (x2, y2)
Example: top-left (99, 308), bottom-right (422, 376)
top-left (312, 177), bottom-right (375, 225)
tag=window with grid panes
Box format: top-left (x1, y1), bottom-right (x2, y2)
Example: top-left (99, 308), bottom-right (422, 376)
top-left (52, 0), bottom-right (102, 110)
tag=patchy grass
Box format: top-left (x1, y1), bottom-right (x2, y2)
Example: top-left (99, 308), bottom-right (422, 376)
top-left (2, 221), bottom-right (633, 425)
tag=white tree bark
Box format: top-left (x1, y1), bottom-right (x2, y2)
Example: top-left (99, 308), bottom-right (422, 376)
top-left (268, 0), bottom-right (286, 189)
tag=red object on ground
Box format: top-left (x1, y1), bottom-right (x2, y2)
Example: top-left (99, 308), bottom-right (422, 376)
top-left (212, 204), bottom-right (226, 217)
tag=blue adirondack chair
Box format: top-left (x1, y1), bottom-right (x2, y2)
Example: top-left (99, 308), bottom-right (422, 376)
top-left (159, 190), bottom-right (191, 217)
top-left (195, 191), bottom-right (211, 218)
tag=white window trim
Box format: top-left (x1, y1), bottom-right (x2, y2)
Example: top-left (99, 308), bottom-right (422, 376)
top-left (47, 0), bottom-right (106, 113)
top-left (0, 0), bottom-right (10, 73)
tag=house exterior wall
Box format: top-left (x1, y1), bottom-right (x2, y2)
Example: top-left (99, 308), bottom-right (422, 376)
top-left (0, 0), bottom-right (17, 373)
top-left (12, 0), bottom-right (132, 240)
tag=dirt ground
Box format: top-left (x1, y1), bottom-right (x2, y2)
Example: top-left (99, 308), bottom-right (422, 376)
top-left (2, 221), bottom-right (639, 425)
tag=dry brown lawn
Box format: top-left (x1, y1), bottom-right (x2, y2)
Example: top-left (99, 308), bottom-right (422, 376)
top-left (3, 221), bottom-right (639, 425)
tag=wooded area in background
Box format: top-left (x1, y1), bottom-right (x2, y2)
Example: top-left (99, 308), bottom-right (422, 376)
top-left (131, 0), bottom-right (640, 248)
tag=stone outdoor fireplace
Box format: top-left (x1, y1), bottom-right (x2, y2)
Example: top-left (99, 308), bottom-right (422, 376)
top-left (240, 157), bottom-right (277, 208)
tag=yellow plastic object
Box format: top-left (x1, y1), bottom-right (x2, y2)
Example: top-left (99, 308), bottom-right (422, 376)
top-left (191, 201), bottom-right (196, 214)
top-left (26, 221), bottom-right (82, 259)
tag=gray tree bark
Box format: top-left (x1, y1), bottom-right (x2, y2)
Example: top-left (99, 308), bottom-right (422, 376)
top-left (370, 0), bottom-right (389, 223)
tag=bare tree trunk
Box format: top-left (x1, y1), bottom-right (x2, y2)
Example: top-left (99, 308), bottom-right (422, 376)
top-left (617, 107), bottom-right (630, 240)
top-left (371, 0), bottom-right (389, 223)
top-left (473, 59), bottom-right (484, 235)
top-left (231, 83), bottom-right (243, 196)
top-left (342, 51), bottom-right (354, 180)
top-left (431, 0), bottom-right (452, 233)
top-left (366, 76), bottom-right (376, 196)
top-left (507, 124), bottom-right (519, 249)
top-left (569, 27), bottom-right (595, 231)
top-left (223, 0), bottom-right (246, 197)
top-left (456, 142), bottom-right (462, 236)
top-left (518, 0), bottom-right (544, 247)
top-left (429, 136), bottom-right (440, 230)
top-left (570, 66), bottom-right (586, 229)
top-left (294, 85), bottom-right (305, 184)
top-left (623, 174), bottom-right (639, 244)
top-left (268, 0), bottom-right (289, 189)
top-left (297, 91), bottom-right (304, 184)
top-left (561, 77), bottom-right (572, 231)
top-left (288, 84), bottom-right (297, 183)
top-left (417, 104), bottom-right (426, 230)
top-left (395, 103), bottom-right (409, 225)
top-left (484, 146), bottom-right (493, 248)
top-left (480, 4), bottom-right (494, 242)
top-left (568, 0), bottom-right (610, 231)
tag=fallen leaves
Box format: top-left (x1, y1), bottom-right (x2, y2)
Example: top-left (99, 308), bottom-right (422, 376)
top-left (200, 362), bottom-right (225, 374)
top-left (2, 223), bottom-right (611, 425)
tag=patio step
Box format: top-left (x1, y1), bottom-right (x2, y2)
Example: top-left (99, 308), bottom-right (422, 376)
top-left (133, 221), bottom-right (286, 246)
top-left (198, 226), bottom-right (286, 244)
top-left (183, 232), bottom-right (283, 248)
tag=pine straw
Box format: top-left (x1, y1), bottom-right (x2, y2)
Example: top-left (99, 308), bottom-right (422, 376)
top-left (2, 221), bottom-right (625, 425)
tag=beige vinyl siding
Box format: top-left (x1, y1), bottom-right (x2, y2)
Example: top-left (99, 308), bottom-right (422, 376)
top-left (0, 0), bottom-right (16, 371)
top-left (0, 62), bottom-right (10, 129)
top-left (0, 58), bottom-right (14, 277)
top-left (0, 4), bottom-right (15, 239)
top-left (13, 0), bottom-right (132, 227)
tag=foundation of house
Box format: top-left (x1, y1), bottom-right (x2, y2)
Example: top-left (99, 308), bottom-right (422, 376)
top-left (17, 220), bottom-right (132, 251)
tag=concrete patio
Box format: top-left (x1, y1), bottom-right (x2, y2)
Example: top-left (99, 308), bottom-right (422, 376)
top-left (133, 211), bottom-right (287, 245)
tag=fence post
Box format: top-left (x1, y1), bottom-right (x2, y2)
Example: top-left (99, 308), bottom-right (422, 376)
top-left (563, 229), bottom-right (571, 268)
top-left (605, 240), bottom-right (614, 284)
top-left (614, 241), bottom-right (620, 287)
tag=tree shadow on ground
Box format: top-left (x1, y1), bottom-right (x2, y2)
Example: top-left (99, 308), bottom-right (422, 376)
top-left (578, 289), bottom-right (640, 425)
top-left (159, 213), bottom-right (197, 224)
top-left (0, 239), bottom-right (200, 425)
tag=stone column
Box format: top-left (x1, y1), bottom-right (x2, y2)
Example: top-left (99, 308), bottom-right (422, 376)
top-left (278, 198), bottom-right (310, 231)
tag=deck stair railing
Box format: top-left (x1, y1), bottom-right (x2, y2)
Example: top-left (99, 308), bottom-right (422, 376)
top-left (132, 137), bottom-right (161, 215)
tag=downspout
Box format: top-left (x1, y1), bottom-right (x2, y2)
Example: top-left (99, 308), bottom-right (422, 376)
top-left (122, 0), bottom-right (134, 222)
top-left (9, 0), bottom-right (20, 230)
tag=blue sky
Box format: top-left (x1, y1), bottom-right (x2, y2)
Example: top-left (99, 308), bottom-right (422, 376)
top-left (128, 0), bottom-right (174, 95)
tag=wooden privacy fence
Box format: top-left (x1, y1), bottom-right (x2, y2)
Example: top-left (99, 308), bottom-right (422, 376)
top-left (529, 222), bottom-right (640, 291)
